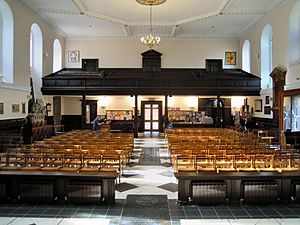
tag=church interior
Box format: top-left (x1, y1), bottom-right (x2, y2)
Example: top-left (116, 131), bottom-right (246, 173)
top-left (1, 0), bottom-right (300, 224)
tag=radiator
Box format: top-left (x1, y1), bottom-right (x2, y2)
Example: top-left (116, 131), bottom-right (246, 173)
top-left (0, 183), bottom-right (6, 200)
top-left (67, 181), bottom-right (102, 203)
top-left (242, 181), bottom-right (278, 203)
top-left (20, 180), bottom-right (54, 202)
top-left (192, 181), bottom-right (226, 204)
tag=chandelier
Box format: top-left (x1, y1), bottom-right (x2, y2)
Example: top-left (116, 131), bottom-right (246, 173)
top-left (137, 0), bottom-right (167, 49)
top-left (136, 0), bottom-right (167, 6)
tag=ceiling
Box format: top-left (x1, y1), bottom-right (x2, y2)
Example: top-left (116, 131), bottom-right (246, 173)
top-left (21, 0), bottom-right (286, 40)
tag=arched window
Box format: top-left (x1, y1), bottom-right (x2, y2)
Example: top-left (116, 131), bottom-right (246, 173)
top-left (53, 39), bottom-right (62, 72)
top-left (289, 1), bottom-right (300, 66)
top-left (242, 40), bottom-right (251, 73)
top-left (261, 24), bottom-right (273, 90)
top-left (0, 1), bottom-right (14, 83)
top-left (30, 23), bottom-right (43, 98)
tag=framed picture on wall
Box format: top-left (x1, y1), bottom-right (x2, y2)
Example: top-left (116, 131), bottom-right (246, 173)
top-left (22, 102), bottom-right (26, 114)
top-left (12, 104), bottom-right (19, 113)
top-left (265, 96), bottom-right (270, 105)
top-left (68, 50), bottom-right (80, 62)
top-left (254, 99), bottom-right (262, 112)
top-left (225, 51), bottom-right (236, 65)
top-left (0, 103), bottom-right (3, 114)
top-left (264, 106), bottom-right (271, 114)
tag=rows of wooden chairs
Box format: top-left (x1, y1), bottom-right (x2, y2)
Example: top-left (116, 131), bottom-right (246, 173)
top-left (167, 128), bottom-right (300, 172)
top-left (172, 153), bottom-right (300, 172)
top-left (1, 130), bottom-right (134, 182)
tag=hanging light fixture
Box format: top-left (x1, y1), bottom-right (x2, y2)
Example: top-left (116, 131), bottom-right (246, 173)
top-left (136, 0), bottom-right (167, 6)
top-left (136, 0), bottom-right (167, 49)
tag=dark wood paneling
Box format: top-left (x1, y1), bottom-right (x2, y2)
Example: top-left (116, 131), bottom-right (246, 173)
top-left (61, 115), bottom-right (82, 131)
top-left (42, 68), bottom-right (261, 96)
top-left (0, 118), bottom-right (25, 134)
top-left (252, 117), bottom-right (275, 129)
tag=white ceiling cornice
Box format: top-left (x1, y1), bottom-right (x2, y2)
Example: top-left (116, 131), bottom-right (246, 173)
top-left (72, 0), bottom-right (127, 25)
top-left (66, 35), bottom-right (237, 41)
top-left (20, 0), bottom-right (67, 37)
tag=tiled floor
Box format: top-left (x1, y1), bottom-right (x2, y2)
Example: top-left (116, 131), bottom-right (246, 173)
top-left (0, 133), bottom-right (300, 225)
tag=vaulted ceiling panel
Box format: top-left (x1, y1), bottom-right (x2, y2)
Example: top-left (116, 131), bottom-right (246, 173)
top-left (21, 0), bottom-right (287, 39)
top-left (44, 13), bottom-right (126, 38)
top-left (22, 0), bottom-right (79, 13)
top-left (178, 14), bottom-right (259, 38)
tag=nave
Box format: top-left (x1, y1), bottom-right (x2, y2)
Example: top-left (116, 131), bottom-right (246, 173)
top-left (0, 134), bottom-right (300, 225)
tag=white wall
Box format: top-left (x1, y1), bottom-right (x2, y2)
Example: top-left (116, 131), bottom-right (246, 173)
top-left (239, 0), bottom-right (300, 88)
top-left (65, 39), bottom-right (238, 69)
top-left (61, 96), bottom-right (82, 115)
top-left (0, 86), bottom-right (29, 119)
top-left (239, 0), bottom-right (299, 118)
top-left (0, 0), bottom-right (64, 120)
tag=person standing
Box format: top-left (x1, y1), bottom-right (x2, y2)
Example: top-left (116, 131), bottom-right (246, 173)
top-left (22, 116), bottom-right (33, 144)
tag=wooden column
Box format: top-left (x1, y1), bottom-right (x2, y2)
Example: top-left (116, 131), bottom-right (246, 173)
top-left (164, 95), bottom-right (169, 131)
top-left (81, 95), bottom-right (86, 129)
top-left (53, 96), bottom-right (61, 126)
top-left (270, 66), bottom-right (287, 144)
top-left (134, 95), bottom-right (138, 138)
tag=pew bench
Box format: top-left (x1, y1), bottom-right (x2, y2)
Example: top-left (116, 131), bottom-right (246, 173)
top-left (0, 170), bottom-right (118, 204)
top-left (175, 171), bottom-right (300, 205)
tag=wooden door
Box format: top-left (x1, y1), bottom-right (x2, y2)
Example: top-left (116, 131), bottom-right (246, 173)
top-left (141, 101), bottom-right (162, 132)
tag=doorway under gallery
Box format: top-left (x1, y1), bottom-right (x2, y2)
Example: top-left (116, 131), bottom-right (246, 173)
top-left (141, 101), bottom-right (162, 133)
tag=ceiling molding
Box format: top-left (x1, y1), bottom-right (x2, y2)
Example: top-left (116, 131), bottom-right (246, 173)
top-left (171, 25), bottom-right (180, 37)
top-left (123, 25), bottom-right (132, 37)
top-left (20, 0), bottom-right (67, 37)
top-left (66, 34), bottom-right (237, 41)
top-left (72, 0), bottom-right (127, 25)
top-left (219, 0), bottom-right (233, 13)
top-left (38, 8), bottom-right (79, 15)
top-left (174, 0), bottom-right (231, 26)
top-left (71, 0), bottom-right (86, 15)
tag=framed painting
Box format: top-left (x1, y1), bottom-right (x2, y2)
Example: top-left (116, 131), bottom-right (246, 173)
top-left (264, 106), bottom-right (271, 114)
top-left (225, 51), bottom-right (236, 65)
top-left (12, 104), bottom-right (19, 113)
top-left (254, 99), bottom-right (262, 112)
top-left (68, 50), bottom-right (80, 62)
top-left (0, 103), bottom-right (3, 114)
top-left (265, 96), bottom-right (270, 105)
top-left (22, 102), bottom-right (26, 114)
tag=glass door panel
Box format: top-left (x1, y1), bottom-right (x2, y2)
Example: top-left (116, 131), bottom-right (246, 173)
top-left (152, 122), bottom-right (159, 130)
top-left (145, 122), bottom-right (151, 130)
top-left (152, 108), bottom-right (159, 120)
top-left (145, 108), bottom-right (151, 120)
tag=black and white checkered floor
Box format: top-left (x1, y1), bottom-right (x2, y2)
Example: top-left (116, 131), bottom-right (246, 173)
top-left (0, 133), bottom-right (300, 225)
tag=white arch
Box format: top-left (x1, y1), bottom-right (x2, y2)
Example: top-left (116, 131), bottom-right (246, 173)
top-left (30, 23), bottom-right (43, 98)
top-left (242, 40), bottom-right (251, 73)
top-left (53, 39), bottom-right (62, 73)
top-left (0, 0), bottom-right (14, 83)
top-left (261, 24), bottom-right (273, 90)
top-left (289, 1), bottom-right (300, 66)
